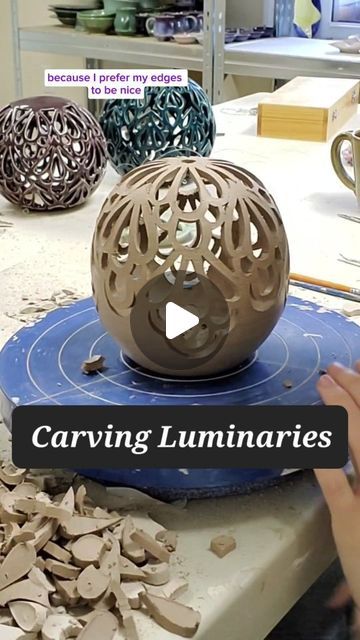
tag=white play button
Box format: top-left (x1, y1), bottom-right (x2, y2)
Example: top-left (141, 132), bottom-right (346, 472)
top-left (130, 271), bottom-right (230, 372)
top-left (165, 302), bottom-right (199, 340)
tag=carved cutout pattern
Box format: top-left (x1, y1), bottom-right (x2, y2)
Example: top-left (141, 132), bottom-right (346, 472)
top-left (91, 157), bottom-right (289, 373)
top-left (99, 80), bottom-right (216, 175)
top-left (93, 156), bottom-right (289, 312)
top-left (0, 96), bottom-right (107, 211)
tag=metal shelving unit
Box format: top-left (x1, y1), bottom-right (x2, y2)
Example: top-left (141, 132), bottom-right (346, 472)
top-left (212, 4), bottom-right (360, 103)
top-left (19, 1), bottom-right (348, 106)
top-left (11, 0), bottom-right (217, 105)
top-left (223, 36), bottom-right (360, 81)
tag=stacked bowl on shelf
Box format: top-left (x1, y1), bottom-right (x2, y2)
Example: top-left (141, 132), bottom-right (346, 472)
top-left (77, 9), bottom-right (116, 32)
top-left (49, 1), bottom-right (274, 41)
top-left (49, 0), bottom-right (204, 38)
top-left (49, 5), bottom-right (96, 27)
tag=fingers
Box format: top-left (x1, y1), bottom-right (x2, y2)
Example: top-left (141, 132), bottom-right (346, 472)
top-left (314, 468), bottom-right (354, 516)
top-left (327, 363), bottom-right (360, 408)
top-left (317, 370), bottom-right (360, 468)
top-left (355, 361), bottom-right (360, 375)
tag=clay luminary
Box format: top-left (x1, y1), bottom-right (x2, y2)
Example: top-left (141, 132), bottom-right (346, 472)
top-left (0, 96), bottom-right (107, 211)
top-left (91, 156), bottom-right (290, 376)
top-left (99, 79), bottom-right (216, 174)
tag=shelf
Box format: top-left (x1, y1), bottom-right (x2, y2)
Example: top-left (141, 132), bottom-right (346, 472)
top-left (224, 37), bottom-right (360, 79)
top-left (19, 25), bottom-right (204, 71)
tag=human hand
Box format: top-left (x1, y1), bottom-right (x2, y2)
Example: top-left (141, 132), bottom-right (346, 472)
top-left (315, 362), bottom-right (360, 611)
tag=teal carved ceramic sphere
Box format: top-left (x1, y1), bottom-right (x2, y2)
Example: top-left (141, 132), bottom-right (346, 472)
top-left (99, 79), bottom-right (216, 174)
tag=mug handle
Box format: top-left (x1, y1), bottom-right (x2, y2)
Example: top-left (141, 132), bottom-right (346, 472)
top-left (187, 15), bottom-right (198, 32)
top-left (146, 16), bottom-right (155, 34)
top-left (331, 132), bottom-right (355, 193)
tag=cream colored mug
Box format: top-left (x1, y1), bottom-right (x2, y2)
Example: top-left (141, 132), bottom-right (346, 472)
top-left (331, 129), bottom-right (360, 203)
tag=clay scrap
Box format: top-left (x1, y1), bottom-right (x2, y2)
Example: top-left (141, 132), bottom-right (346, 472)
top-left (41, 614), bottom-right (82, 640)
top-left (9, 602), bottom-right (48, 633)
top-left (43, 542), bottom-right (71, 565)
top-left (71, 535), bottom-right (106, 568)
top-left (162, 578), bottom-right (189, 601)
top-left (0, 543), bottom-right (36, 590)
top-left (130, 529), bottom-right (171, 564)
top-left (0, 579), bottom-right (51, 607)
top-left (77, 611), bottom-right (118, 640)
top-left (8, 290), bottom-right (81, 324)
top-left (81, 356), bottom-right (105, 375)
top-left (155, 530), bottom-right (178, 552)
top-left (121, 517), bottom-right (145, 564)
top-left (0, 461), bottom-right (201, 639)
top-left (210, 534), bottom-right (236, 559)
top-left (0, 465), bottom-right (26, 486)
top-left (343, 301), bottom-right (360, 317)
top-left (120, 582), bottom-right (145, 609)
top-left (60, 515), bottom-right (121, 539)
top-left (0, 624), bottom-right (37, 640)
top-left (142, 562), bottom-right (170, 586)
top-left (140, 593), bottom-right (201, 638)
top-left (76, 566), bottom-right (109, 600)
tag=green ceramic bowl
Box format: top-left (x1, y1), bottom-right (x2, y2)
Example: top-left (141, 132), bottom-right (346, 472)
top-left (77, 9), bottom-right (115, 31)
top-left (79, 9), bottom-right (116, 15)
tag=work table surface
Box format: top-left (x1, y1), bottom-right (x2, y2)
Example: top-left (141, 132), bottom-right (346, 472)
top-left (224, 37), bottom-right (360, 80)
top-left (1, 97), bottom-right (360, 640)
top-left (225, 36), bottom-right (360, 64)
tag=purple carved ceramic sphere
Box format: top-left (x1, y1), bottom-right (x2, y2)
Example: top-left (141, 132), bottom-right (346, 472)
top-left (0, 96), bottom-right (107, 211)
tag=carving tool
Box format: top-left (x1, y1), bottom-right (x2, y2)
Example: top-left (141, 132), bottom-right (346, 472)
top-left (338, 253), bottom-right (360, 267)
top-left (338, 213), bottom-right (360, 223)
top-left (289, 273), bottom-right (360, 302)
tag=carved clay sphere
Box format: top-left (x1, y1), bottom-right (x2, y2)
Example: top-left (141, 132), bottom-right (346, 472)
top-left (91, 156), bottom-right (290, 376)
top-left (99, 79), bottom-right (216, 174)
top-left (0, 96), bottom-right (107, 211)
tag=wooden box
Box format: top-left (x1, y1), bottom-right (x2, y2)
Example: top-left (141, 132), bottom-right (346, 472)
top-left (257, 76), bottom-right (360, 142)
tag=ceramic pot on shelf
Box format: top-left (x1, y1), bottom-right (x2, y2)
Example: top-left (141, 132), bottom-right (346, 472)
top-left (192, 11), bottom-right (203, 31)
top-left (136, 11), bottom-right (154, 35)
top-left (115, 5), bottom-right (137, 34)
top-left (172, 12), bottom-right (198, 33)
top-left (146, 13), bottom-right (175, 38)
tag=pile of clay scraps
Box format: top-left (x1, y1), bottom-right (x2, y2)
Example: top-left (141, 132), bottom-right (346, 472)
top-left (0, 463), bottom-right (201, 639)
top-left (6, 290), bottom-right (80, 325)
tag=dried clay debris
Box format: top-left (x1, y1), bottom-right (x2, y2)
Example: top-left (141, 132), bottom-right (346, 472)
top-left (81, 356), bottom-right (105, 375)
top-left (210, 535), bottom-right (236, 559)
top-left (7, 290), bottom-right (81, 325)
top-left (0, 462), bottom-right (200, 639)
